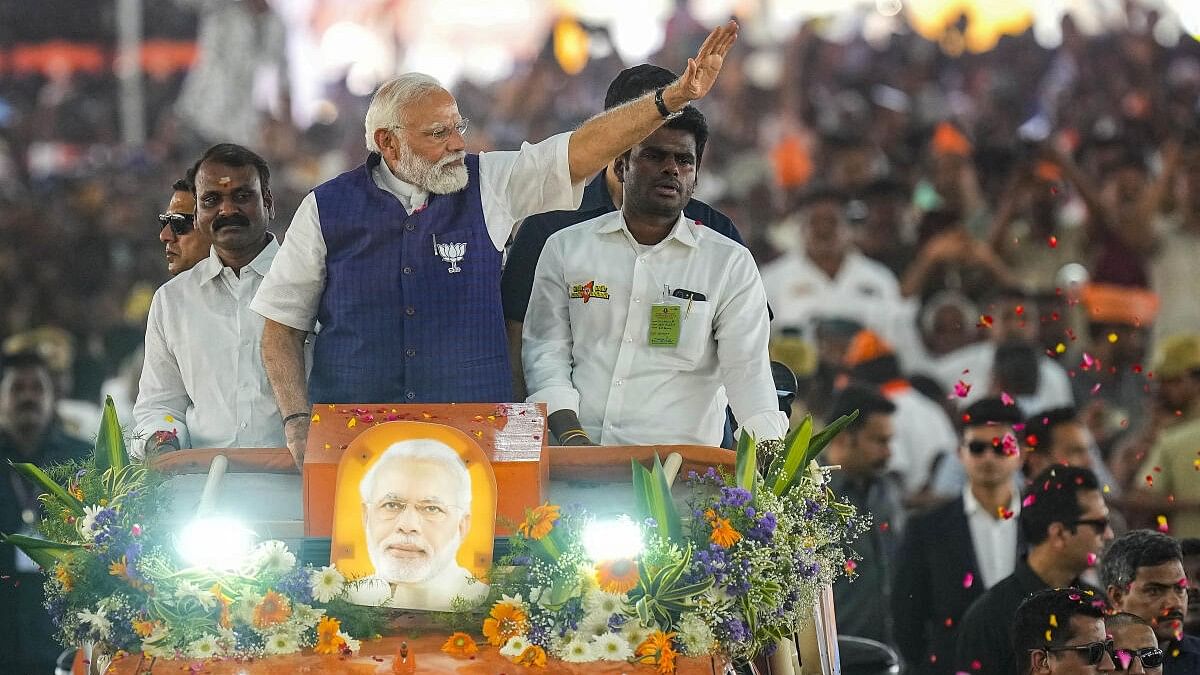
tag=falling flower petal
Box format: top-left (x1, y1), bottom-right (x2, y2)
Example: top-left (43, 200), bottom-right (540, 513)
top-left (962, 572), bottom-right (974, 589)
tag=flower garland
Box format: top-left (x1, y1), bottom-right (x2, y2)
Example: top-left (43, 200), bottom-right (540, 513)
top-left (441, 413), bottom-right (866, 672)
top-left (2, 399), bottom-right (371, 670)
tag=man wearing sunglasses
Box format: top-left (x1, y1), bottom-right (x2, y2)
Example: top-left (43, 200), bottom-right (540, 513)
top-left (1013, 588), bottom-right (1116, 674)
top-left (158, 177), bottom-right (211, 276)
top-left (1105, 613), bottom-right (1165, 675)
top-left (893, 397), bottom-right (1025, 674)
top-left (1101, 530), bottom-right (1200, 674)
top-left (956, 465), bottom-right (1113, 675)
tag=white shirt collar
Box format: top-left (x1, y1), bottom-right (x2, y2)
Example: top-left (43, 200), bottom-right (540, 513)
top-left (373, 155), bottom-right (428, 213)
top-left (962, 485), bottom-right (1020, 520)
top-left (196, 233), bottom-right (279, 284)
top-left (597, 211), bottom-right (700, 249)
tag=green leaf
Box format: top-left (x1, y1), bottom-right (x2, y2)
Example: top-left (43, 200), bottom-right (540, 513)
top-left (770, 415), bottom-right (813, 495)
top-left (734, 431), bottom-right (757, 496)
top-left (8, 462), bottom-right (85, 516)
top-left (648, 454), bottom-right (682, 541)
top-left (781, 411), bottom-right (860, 496)
top-left (93, 396), bottom-right (128, 475)
top-left (636, 596), bottom-right (652, 627)
top-left (1, 533), bottom-right (82, 569)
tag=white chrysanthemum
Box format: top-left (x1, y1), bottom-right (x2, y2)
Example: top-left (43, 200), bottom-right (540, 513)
top-left (621, 620), bottom-right (653, 647)
top-left (675, 612), bottom-right (716, 656)
top-left (78, 505), bottom-right (104, 540)
top-left (583, 588), bottom-right (630, 616)
top-left (559, 636), bottom-right (596, 663)
top-left (591, 633), bottom-right (634, 661)
top-left (77, 607), bottom-right (111, 640)
top-left (498, 593), bottom-right (527, 612)
top-left (309, 565), bottom-right (345, 603)
top-left (499, 635), bottom-right (530, 658)
top-left (141, 625), bottom-right (173, 659)
top-left (338, 630), bottom-right (361, 653)
top-left (577, 611), bottom-right (612, 639)
top-left (253, 540), bottom-right (296, 575)
top-left (289, 604), bottom-right (324, 630)
top-left (187, 634), bottom-right (220, 659)
top-left (174, 580), bottom-right (217, 610)
top-left (264, 631), bottom-right (300, 655)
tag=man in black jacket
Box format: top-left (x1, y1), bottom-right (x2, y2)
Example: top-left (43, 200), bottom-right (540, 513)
top-left (0, 351), bottom-right (91, 673)
top-left (955, 465), bottom-right (1113, 675)
top-left (892, 398), bottom-right (1025, 674)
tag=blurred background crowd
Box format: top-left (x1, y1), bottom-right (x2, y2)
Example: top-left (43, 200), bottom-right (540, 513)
top-left (5, 0), bottom-right (1200, 666)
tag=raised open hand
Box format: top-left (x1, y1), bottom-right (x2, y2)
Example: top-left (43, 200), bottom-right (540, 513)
top-left (674, 20), bottom-right (739, 103)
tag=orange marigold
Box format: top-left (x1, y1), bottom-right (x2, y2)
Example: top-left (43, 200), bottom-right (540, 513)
top-left (315, 616), bottom-right (346, 655)
top-left (54, 564), bottom-right (74, 592)
top-left (513, 644), bottom-right (547, 668)
top-left (596, 557), bottom-right (640, 594)
top-left (636, 631), bottom-right (680, 675)
top-left (108, 556), bottom-right (129, 579)
top-left (252, 590), bottom-right (292, 629)
top-left (709, 517), bottom-right (742, 548)
top-left (481, 602), bottom-right (529, 647)
top-left (440, 632), bottom-right (479, 657)
top-left (518, 503), bottom-right (560, 540)
top-left (131, 620), bottom-right (157, 638)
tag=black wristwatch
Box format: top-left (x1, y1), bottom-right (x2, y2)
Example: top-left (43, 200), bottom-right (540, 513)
top-left (654, 87), bottom-right (684, 120)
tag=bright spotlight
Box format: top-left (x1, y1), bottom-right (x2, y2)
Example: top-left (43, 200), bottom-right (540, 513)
top-left (177, 516), bottom-right (255, 571)
top-left (582, 516), bottom-right (644, 562)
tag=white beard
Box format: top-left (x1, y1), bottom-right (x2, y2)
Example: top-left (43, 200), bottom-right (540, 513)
top-left (367, 529), bottom-right (464, 584)
top-left (396, 143), bottom-right (469, 195)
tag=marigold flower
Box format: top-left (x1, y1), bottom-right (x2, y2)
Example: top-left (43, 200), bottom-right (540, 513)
top-left (251, 590), bottom-right (291, 629)
top-left (636, 631), bottom-right (680, 674)
top-left (55, 564), bottom-right (74, 592)
top-left (513, 644), bottom-right (547, 667)
top-left (518, 502), bottom-right (560, 540)
top-left (481, 601), bottom-right (529, 646)
top-left (210, 584), bottom-right (233, 629)
top-left (709, 517), bottom-right (742, 548)
top-left (131, 619), bottom-right (157, 638)
top-left (441, 632), bottom-right (479, 657)
top-left (315, 616), bottom-right (346, 654)
top-left (595, 557), bottom-right (640, 594)
top-left (108, 556), bottom-right (129, 579)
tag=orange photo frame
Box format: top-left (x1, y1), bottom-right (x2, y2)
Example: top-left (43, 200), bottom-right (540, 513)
top-left (329, 421), bottom-right (496, 609)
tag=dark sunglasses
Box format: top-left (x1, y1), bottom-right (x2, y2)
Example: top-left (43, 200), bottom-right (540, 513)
top-left (966, 439), bottom-right (1014, 457)
top-left (157, 212), bottom-right (195, 236)
top-left (1072, 517), bottom-right (1111, 533)
top-left (1109, 646), bottom-right (1164, 670)
top-left (1040, 639), bottom-right (1113, 666)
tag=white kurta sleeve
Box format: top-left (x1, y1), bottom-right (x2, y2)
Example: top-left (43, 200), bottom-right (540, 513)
top-left (250, 192), bottom-right (326, 331)
top-left (478, 132), bottom-right (587, 251)
top-left (132, 290), bottom-right (193, 454)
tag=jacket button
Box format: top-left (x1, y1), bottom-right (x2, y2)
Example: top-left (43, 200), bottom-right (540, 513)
top-left (405, 306), bottom-right (415, 316)
top-left (405, 222), bottom-right (415, 231)
top-left (405, 391), bottom-right (416, 400)
top-left (402, 266), bottom-right (413, 275)
top-left (406, 348), bottom-right (416, 357)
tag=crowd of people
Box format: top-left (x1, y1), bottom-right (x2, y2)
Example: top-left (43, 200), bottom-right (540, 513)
top-left (3, 2), bottom-right (1200, 673)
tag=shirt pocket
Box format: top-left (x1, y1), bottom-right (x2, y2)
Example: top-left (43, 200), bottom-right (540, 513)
top-left (652, 296), bottom-right (712, 370)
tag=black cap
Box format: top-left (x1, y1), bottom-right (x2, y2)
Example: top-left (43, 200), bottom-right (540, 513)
top-left (605, 64), bottom-right (676, 110)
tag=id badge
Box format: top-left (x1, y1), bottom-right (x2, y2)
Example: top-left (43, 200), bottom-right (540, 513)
top-left (648, 303), bottom-right (682, 347)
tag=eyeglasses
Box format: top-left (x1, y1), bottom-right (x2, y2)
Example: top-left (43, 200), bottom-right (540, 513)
top-left (392, 118), bottom-right (469, 143)
top-left (1071, 517), bottom-right (1111, 533)
top-left (1039, 639), bottom-right (1114, 666)
top-left (1109, 646), bottom-right (1165, 670)
top-left (370, 499), bottom-right (461, 523)
top-left (157, 212), bottom-right (195, 236)
top-left (966, 439), bottom-right (1015, 457)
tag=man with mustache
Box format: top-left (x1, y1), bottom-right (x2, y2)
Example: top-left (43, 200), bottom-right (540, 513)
top-left (521, 106), bottom-right (785, 447)
top-left (252, 22), bottom-right (740, 466)
top-left (347, 439), bottom-right (487, 611)
top-left (0, 351), bottom-right (91, 672)
top-left (134, 144), bottom-right (285, 455)
top-left (159, 176), bottom-right (211, 276)
top-left (1101, 530), bottom-right (1200, 674)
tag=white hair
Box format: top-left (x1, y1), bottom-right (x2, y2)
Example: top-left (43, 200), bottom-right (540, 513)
top-left (359, 438), bottom-right (472, 511)
top-left (364, 73), bottom-right (445, 154)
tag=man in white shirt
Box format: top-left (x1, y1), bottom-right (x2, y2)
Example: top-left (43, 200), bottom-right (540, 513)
top-left (521, 107), bottom-right (786, 447)
top-left (760, 187), bottom-right (902, 338)
top-left (252, 23), bottom-right (741, 466)
top-left (134, 144), bottom-right (284, 455)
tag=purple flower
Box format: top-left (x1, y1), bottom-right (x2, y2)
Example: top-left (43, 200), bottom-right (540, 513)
top-left (512, 555), bottom-right (532, 566)
top-left (724, 617), bottom-right (750, 643)
top-left (277, 567), bottom-right (314, 605)
top-left (643, 517), bottom-right (658, 530)
top-left (803, 499), bottom-right (821, 518)
top-left (607, 613), bottom-right (629, 631)
top-left (747, 512), bottom-right (777, 543)
top-left (719, 487), bottom-right (752, 508)
top-left (744, 506), bottom-right (756, 518)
